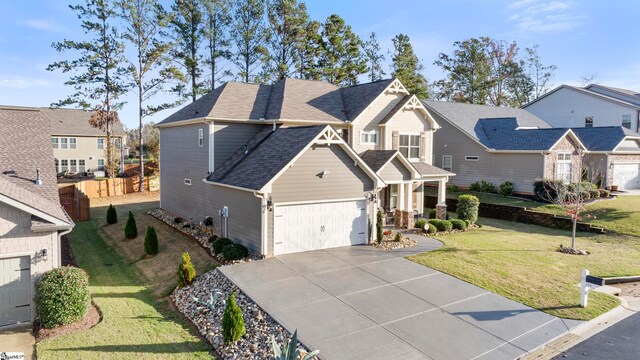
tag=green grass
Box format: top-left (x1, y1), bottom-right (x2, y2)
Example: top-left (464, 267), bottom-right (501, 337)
top-left (408, 218), bottom-right (640, 320)
top-left (36, 215), bottom-right (211, 359)
top-left (425, 187), bottom-right (559, 210)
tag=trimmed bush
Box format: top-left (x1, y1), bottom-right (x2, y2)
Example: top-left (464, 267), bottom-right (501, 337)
top-left (426, 223), bottom-right (437, 234)
top-left (177, 252), bottom-right (197, 287)
top-left (589, 189), bottom-right (600, 199)
top-left (499, 181), bottom-right (514, 197)
top-left (35, 266), bottom-right (90, 329)
top-left (451, 219), bottom-right (467, 230)
top-left (222, 243), bottom-right (249, 261)
top-left (124, 211), bottom-right (137, 239)
top-left (464, 219), bottom-right (471, 228)
top-left (568, 181), bottom-right (598, 193)
top-left (436, 220), bottom-right (453, 232)
top-left (457, 194), bottom-right (480, 225)
top-left (599, 189), bottom-right (611, 198)
top-left (428, 208), bottom-right (449, 220)
top-left (480, 180), bottom-right (497, 193)
top-left (533, 179), bottom-right (566, 202)
top-left (222, 292), bottom-right (246, 344)
top-left (208, 234), bottom-right (219, 244)
top-left (144, 226), bottom-right (159, 255)
top-left (447, 184), bottom-right (459, 192)
top-left (469, 182), bottom-right (482, 192)
top-left (428, 219), bottom-right (439, 227)
top-left (212, 237), bottom-right (233, 254)
top-left (106, 204), bottom-right (117, 224)
top-left (414, 218), bottom-right (427, 230)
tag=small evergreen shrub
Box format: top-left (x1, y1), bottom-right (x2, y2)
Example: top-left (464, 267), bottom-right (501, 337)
top-left (469, 182), bottom-right (482, 192)
top-left (212, 237), bottom-right (233, 254)
top-left (447, 184), bottom-right (459, 192)
top-left (428, 208), bottom-right (437, 219)
top-left (394, 232), bottom-right (402, 242)
top-left (178, 252), bottom-right (197, 287)
top-left (480, 180), bottom-right (497, 193)
top-left (414, 218), bottom-right (427, 230)
top-left (451, 219), bottom-right (467, 230)
top-left (499, 181), bottom-right (514, 197)
top-left (376, 210), bottom-right (383, 244)
top-left (457, 194), bottom-right (480, 225)
top-left (222, 292), bottom-right (246, 344)
top-left (428, 219), bottom-right (439, 227)
top-left (426, 223), bottom-right (437, 234)
top-left (173, 217), bottom-right (184, 224)
top-left (208, 234), bottom-right (219, 244)
top-left (124, 211), bottom-right (138, 239)
top-left (222, 243), bottom-right (249, 261)
top-left (464, 220), bottom-right (471, 228)
top-left (106, 204), bottom-right (117, 224)
top-left (35, 266), bottom-right (90, 329)
top-left (144, 226), bottom-right (159, 255)
top-left (436, 220), bottom-right (453, 232)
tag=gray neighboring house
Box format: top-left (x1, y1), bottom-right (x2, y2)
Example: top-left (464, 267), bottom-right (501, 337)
top-left (0, 106), bottom-right (74, 328)
top-left (423, 100), bottom-right (588, 194)
top-left (157, 78), bottom-right (453, 256)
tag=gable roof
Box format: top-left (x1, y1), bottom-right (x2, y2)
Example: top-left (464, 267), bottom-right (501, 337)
top-left (571, 126), bottom-right (640, 152)
top-left (475, 118), bottom-right (583, 151)
top-left (340, 79), bottom-right (395, 121)
top-left (43, 107), bottom-right (126, 136)
top-left (359, 150), bottom-right (398, 172)
top-left (522, 85), bottom-right (640, 110)
top-left (379, 95), bottom-right (439, 129)
top-left (0, 107), bottom-right (72, 225)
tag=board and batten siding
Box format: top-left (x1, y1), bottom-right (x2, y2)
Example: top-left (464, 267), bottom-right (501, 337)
top-left (431, 112), bottom-right (544, 194)
top-left (379, 158), bottom-right (412, 182)
top-left (351, 92), bottom-right (404, 153)
top-left (213, 123), bottom-right (264, 170)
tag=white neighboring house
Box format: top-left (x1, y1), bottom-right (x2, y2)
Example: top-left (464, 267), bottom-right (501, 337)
top-left (0, 106), bottom-right (74, 328)
top-left (523, 84), bottom-right (640, 133)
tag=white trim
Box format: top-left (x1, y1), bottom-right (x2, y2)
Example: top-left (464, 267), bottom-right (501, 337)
top-left (203, 178), bottom-right (257, 193)
top-left (198, 128), bottom-right (204, 147)
top-left (379, 95), bottom-right (440, 130)
top-left (97, 138), bottom-right (105, 150)
top-left (442, 155), bottom-right (453, 172)
top-left (359, 129), bottom-right (379, 145)
top-left (208, 123), bottom-right (215, 173)
top-left (549, 129), bottom-right (588, 152)
top-left (376, 151), bottom-right (421, 180)
top-left (398, 133), bottom-right (422, 161)
top-left (274, 197), bottom-right (366, 207)
top-left (350, 79), bottom-right (409, 126)
top-left (0, 194), bottom-right (70, 227)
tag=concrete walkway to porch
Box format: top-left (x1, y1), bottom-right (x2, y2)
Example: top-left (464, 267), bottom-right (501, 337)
top-left (221, 234), bottom-right (582, 360)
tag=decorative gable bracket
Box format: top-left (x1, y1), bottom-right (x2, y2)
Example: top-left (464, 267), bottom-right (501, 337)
top-left (315, 127), bottom-right (343, 145)
top-left (385, 79), bottom-right (410, 95)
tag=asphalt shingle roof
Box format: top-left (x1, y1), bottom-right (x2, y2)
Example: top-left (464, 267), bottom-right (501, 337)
top-left (475, 118), bottom-right (570, 150)
top-left (411, 161), bottom-right (454, 177)
top-left (206, 126), bottom-right (327, 190)
top-left (359, 150), bottom-right (398, 172)
top-left (0, 107), bottom-right (71, 224)
top-left (571, 126), bottom-right (640, 151)
top-left (43, 107), bottom-right (125, 136)
top-left (340, 79), bottom-right (395, 121)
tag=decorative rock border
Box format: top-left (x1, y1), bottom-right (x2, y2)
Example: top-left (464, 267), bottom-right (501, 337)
top-left (173, 269), bottom-right (315, 359)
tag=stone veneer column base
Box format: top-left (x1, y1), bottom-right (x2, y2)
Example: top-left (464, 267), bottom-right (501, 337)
top-left (436, 204), bottom-right (448, 220)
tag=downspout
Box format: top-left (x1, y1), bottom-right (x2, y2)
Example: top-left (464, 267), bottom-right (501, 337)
top-left (253, 192), bottom-right (269, 257)
top-left (57, 222), bottom-right (75, 267)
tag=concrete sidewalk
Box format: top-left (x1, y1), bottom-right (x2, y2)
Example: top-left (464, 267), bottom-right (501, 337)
top-left (221, 235), bottom-right (582, 360)
top-left (0, 324), bottom-right (35, 359)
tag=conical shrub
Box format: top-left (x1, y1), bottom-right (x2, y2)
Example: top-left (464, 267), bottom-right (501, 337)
top-left (106, 204), bottom-right (117, 224)
top-left (124, 211), bottom-right (137, 239)
top-left (222, 292), bottom-right (246, 344)
top-left (177, 252), bottom-right (196, 287)
top-left (144, 226), bottom-right (158, 255)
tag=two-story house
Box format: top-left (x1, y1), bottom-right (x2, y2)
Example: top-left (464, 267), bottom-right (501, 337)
top-left (156, 78), bottom-right (453, 256)
top-left (45, 108), bottom-right (127, 177)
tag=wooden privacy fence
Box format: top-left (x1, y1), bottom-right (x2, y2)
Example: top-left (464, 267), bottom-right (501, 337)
top-left (59, 187), bottom-right (90, 222)
top-left (66, 176), bottom-right (153, 199)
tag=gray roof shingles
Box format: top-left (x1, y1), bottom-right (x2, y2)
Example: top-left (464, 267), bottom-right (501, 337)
top-left (571, 126), bottom-right (639, 151)
top-left (0, 107), bottom-right (71, 224)
top-left (43, 107), bottom-right (125, 136)
top-left (359, 150), bottom-right (398, 172)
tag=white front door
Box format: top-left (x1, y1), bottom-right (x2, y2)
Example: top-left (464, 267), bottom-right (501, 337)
top-left (0, 256), bottom-right (31, 327)
top-left (613, 163), bottom-right (640, 190)
top-left (273, 200), bottom-right (367, 255)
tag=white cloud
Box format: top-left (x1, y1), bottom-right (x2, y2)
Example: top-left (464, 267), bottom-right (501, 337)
top-left (507, 1), bottom-right (586, 34)
top-left (0, 77), bottom-right (49, 89)
top-left (21, 18), bottom-right (64, 32)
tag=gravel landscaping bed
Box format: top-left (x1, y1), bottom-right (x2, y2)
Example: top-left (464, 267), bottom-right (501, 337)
top-left (173, 269), bottom-right (315, 359)
top-left (373, 231), bottom-right (418, 250)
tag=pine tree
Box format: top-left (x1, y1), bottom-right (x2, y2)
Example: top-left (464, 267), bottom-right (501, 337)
top-left (201, 0), bottom-right (233, 89)
top-left (221, 291), bottom-right (246, 343)
top-left (231, 0), bottom-right (268, 83)
top-left (106, 204), bottom-right (118, 224)
top-left (296, 19), bottom-right (322, 80)
top-left (317, 14), bottom-right (366, 86)
top-left (170, 0), bottom-right (205, 102)
top-left (363, 32), bottom-right (385, 82)
top-left (266, 0), bottom-right (309, 81)
top-left (124, 211), bottom-right (138, 239)
top-left (144, 226), bottom-right (159, 255)
top-left (47, 0), bottom-right (129, 178)
top-left (391, 33), bottom-right (429, 98)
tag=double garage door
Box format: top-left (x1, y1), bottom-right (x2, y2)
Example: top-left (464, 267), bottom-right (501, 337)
top-left (0, 256), bottom-right (31, 327)
top-left (613, 163), bottom-right (640, 190)
top-left (273, 200), bottom-right (367, 255)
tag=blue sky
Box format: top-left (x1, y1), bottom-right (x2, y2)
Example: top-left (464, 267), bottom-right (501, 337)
top-left (1, 0), bottom-right (639, 130)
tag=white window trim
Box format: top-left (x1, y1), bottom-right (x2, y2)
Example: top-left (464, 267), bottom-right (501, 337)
top-left (184, 178), bottom-right (192, 185)
top-left (399, 133), bottom-right (421, 160)
top-left (97, 138), bottom-right (105, 150)
top-left (359, 130), bottom-right (378, 145)
top-left (51, 137), bottom-right (59, 149)
top-left (585, 116), bottom-right (593, 127)
top-left (198, 129), bottom-right (204, 147)
top-left (555, 152), bottom-right (572, 182)
top-left (622, 114), bottom-right (632, 129)
top-left (442, 155), bottom-right (453, 172)
top-left (69, 137), bottom-right (77, 149)
top-left (97, 158), bottom-right (105, 171)
top-left (465, 156), bottom-right (479, 161)
top-left (60, 137), bottom-right (68, 149)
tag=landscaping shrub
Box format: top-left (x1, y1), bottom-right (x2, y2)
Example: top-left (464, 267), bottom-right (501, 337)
top-left (457, 194), bottom-right (479, 225)
top-left (222, 243), bottom-right (249, 261)
top-left (376, 210), bottom-right (383, 244)
top-left (447, 184), bottom-right (459, 192)
top-left (428, 208), bottom-right (437, 219)
top-left (222, 292), bottom-right (246, 344)
top-left (533, 179), bottom-right (566, 202)
top-left (212, 237), bottom-right (233, 254)
top-left (414, 218), bottom-right (427, 230)
top-left (177, 252), bottom-right (197, 287)
top-left (173, 217), bottom-right (184, 224)
top-left (499, 181), bottom-right (514, 197)
top-left (144, 226), bottom-right (159, 255)
top-left (435, 220), bottom-right (453, 232)
top-left (451, 219), bottom-right (467, 230)
top-left (394, 232), bottom-right (402, 242)
top-left (426, 223), bottom-right (437, 234)
top-left (589, 189), bottom-right (601, 199)
top-left (428, 219), bottom-right (439, 227)
top-left (106, 204), bottom-right (117, 224)
top-left (208, 234), bottom-right (219, 244)
top-left (599, 189), bottom-right (611, 198)
top-left (464, 220), bottom-right (471, 228)
top-left (480, 180), bottom-right (497, 193)
top-left (35, 266), bottom-right (90, 329)
top-left (469, 182), bottom-right (482, 192)
top-left (124, 211), bottom-right (138, 239)
top-left (569, 181), bottom-right (598, 193)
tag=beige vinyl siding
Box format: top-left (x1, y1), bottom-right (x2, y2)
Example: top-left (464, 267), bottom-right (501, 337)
top-left (213, 123), bottom-right (264, 171)
top-left (379, 158), bottom-right (411, 182)
top-left (384, 109), bottom-right (433, 162)
top-left (270, 145), bottom-right (374, 203)
top-left (351, 92), bottom-right (404, 153)
top-left (52, 135), bottom-right (125, 172)
top-left (209, 186), bottom-right (262, 254)
top-left (431, 112), bottom-right (544, 194)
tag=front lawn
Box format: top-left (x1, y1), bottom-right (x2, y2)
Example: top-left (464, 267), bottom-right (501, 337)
top-left (408, 218), bottom-right (640, 320)
top-left (36, 194), bottom-right (213, 359)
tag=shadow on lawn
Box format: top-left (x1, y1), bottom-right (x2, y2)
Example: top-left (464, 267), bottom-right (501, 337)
top-left (53, 342), bottom-right (207, 354)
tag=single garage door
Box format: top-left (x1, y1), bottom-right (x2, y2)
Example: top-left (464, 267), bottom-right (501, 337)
top-left (273, 200), bottom-right (367, 255)
top-left (613, 163), bottom-right (640, 190)
top-left (0, 256), bottom-right (31, 327)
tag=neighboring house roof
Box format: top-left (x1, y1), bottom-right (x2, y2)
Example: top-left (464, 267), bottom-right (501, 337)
top-left (157, 78), bottom-right (404, 127)
top-left (475, 118), bottom-right (580, 151)
top-left (42, 107), bottom-right (126, 136)
top-left (571, 126), bottom-right (640, 152)
top-left (0, 107), bottom-right (72, 225)
top-left (522, 85), bottom-right (640, 110)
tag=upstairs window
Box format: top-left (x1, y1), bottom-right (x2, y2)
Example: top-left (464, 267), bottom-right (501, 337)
top-left (442, 155), bottom-right (452, 172)
top-left (622, 114), bottom-right (632, 129)
top-left (60, 138), bottom-right (68, 149)
top-left (399, 134), bottom-right (420, 159)
top-left (97, 138), bottom-right (105, 150)
top-left (69, 138), bottom-right (77, 149)
top-left (585, 116), bottom-right (593, 127)
top-left (556, 152), bottom-right (572, 182)
top-left (360, 130), bottom-right (378, 145)
top-left (198, 129), bottom-right (204, 147)
top-left (51, 138), bottom-right (59, 149)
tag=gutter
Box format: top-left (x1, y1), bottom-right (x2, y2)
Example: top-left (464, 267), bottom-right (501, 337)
top-left (253, 192), bottom-right (270, 257)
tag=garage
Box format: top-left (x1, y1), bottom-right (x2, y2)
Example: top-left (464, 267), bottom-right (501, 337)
top-left (273, 200), bottom-right (368, 255)
top-left (613, 163), bottom-right (640, 190)
top-left (0, 256), bottom-right (31, 327)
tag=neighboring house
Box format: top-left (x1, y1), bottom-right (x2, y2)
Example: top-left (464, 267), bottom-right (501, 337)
top-left (0, 106), bottom-right (74, 327)
top-left (574, 127), bottom-right (640, 191)
top-left (44, 108), bottom-right (127, 177)
top-left (156, 78), bottom-right (453, 256)
top-left (424, 100), bottom-right (588, 194)
top-left (523, 84), bottom-right (640, 132)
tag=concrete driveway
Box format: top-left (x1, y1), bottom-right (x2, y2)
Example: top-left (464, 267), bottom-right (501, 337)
top-left (221, 235), bottom-right (582, 360)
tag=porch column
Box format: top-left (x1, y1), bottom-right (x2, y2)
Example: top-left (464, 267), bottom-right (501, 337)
top-left (405, 182), bottom-right (413, 212)
top-left (418, 183), bottom-right (424, 216)
top-left (398, 182), bottom-right (405, 211)
top-left (436, 178), bottom-right (448, 220)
